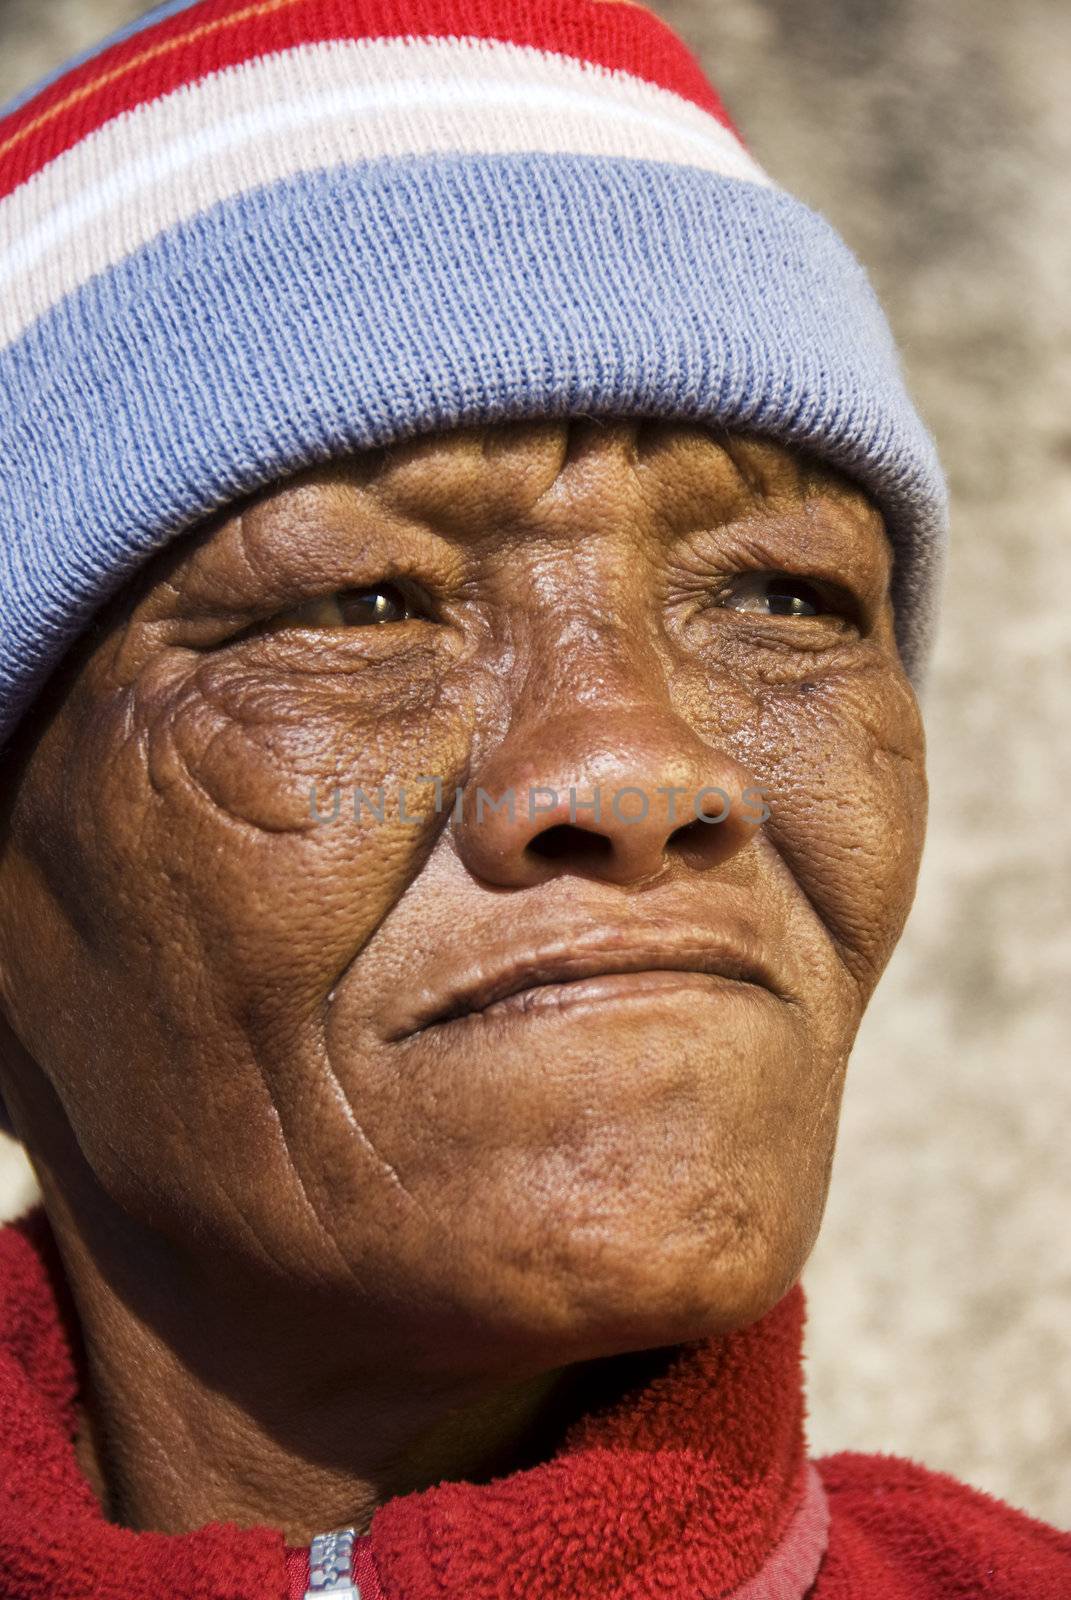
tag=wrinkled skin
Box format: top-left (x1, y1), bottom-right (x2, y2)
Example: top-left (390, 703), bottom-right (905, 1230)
top-left (0, 419), bottom-right (926, 1541)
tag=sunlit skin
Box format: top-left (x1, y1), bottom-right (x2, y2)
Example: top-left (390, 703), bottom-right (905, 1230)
top-left (0, 418), bottom-right (927, 1543)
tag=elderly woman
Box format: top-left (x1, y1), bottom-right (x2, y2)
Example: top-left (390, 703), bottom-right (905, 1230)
top-left (0, 2), bottom-right (1067, 1597)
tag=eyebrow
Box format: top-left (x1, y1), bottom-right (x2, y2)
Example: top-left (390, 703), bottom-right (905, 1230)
top-left (716, 493), bottom-right (895, 602)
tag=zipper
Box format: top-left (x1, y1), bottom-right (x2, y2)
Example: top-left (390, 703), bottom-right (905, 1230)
top-left (300, 1527), bottom-right (386, 1600)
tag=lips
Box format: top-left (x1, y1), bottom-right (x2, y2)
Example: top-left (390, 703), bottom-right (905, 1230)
top-left (386, 923), bottom-right (779, 1040)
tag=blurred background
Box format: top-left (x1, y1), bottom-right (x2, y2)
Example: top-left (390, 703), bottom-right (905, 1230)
top-left (1, 0), bottom-right (1068, 1529)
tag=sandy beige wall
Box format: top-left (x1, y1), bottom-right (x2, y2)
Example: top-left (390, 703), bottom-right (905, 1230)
top-left (1, 0), bottom-right (1068, 1529)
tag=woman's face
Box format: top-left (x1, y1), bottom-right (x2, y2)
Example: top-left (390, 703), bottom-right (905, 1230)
top-left (0, 419), bottom-right (926, 1370)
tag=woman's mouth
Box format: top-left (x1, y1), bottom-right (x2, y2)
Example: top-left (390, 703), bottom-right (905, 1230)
top-left (385, 926), bottom-right (780, 1041)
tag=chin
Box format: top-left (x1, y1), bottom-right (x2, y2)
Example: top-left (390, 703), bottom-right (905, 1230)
top-left (395, 1163), bottom-right (819, 1375)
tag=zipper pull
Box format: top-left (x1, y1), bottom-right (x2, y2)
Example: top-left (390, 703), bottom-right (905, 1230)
top-left (303, 1527), bottom-right (360, 1599)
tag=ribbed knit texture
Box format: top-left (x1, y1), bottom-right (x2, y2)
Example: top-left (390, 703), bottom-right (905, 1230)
top-left (2, 1205), bottom-right (1069, 1600)
top-left (0, 0), bottom-right (947, 753)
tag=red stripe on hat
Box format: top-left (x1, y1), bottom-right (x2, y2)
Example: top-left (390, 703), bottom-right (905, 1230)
top-left (0, 0), bottom-right (741, 202)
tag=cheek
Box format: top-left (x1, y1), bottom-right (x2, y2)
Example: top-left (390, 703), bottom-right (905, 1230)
top-left (125, 661), bottom-right (478, 1004)
top-left (742, 669), bottom-right (927, 991)
top-left (0, 662), bottom-right (476, 1221)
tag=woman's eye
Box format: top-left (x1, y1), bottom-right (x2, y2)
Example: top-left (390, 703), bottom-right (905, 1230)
top-left (721, 573), bottom-right (832, 618)
top-left (268, 581), bottom-right (420, 631)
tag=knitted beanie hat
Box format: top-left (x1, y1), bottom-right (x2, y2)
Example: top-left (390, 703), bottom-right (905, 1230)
top-left (0, 0), bottom-right (947, 752)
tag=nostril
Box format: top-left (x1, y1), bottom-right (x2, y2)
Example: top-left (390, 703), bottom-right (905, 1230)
top-left (666, 813), bottom-right (747, 870)
top-left (668, 819), bottom-right (712, 850)
top-left (667, 816), bottom-right (742, 859)
top-left (527, 824), bottom-right (614, 863)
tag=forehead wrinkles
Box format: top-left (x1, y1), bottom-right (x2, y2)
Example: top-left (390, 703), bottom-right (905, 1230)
top-left (635, 428), bottom-right (880, 534)
top-left (358, 421), bottom-right (575, 535)
top-left (351, 419), bottom-right (821, 543)
top-left (362, 418), bottom-right (878, 545)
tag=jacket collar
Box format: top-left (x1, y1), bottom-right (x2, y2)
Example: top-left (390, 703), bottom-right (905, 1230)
top-left (0, 1206), bottom-right (828, 1600)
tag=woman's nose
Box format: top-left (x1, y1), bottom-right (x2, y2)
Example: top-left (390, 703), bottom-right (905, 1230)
top-left (451, 707), bottom-right (763, 888)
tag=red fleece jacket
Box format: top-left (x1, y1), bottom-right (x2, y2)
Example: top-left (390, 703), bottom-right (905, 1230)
top-left (0, 1206), bottom-right (1067, 1599)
